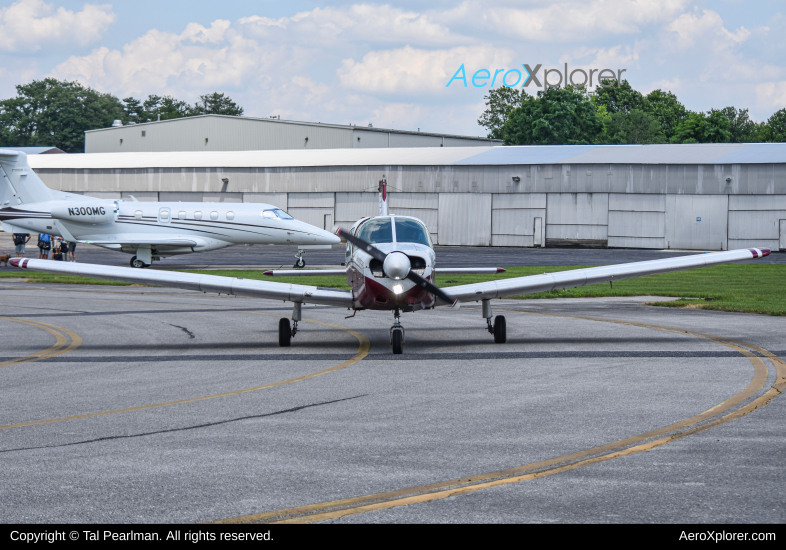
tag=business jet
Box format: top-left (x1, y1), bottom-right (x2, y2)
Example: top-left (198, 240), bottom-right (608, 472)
top-left (11, 181), bottom-right (771, 354)
top-left (0, 149), bottom-right (339, 268)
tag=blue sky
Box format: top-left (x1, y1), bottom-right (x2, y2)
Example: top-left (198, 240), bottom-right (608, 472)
top-left (1, 0), bottom-right (785, 136)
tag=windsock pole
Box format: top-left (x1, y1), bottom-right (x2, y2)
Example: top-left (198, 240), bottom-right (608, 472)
top-left (379, 178), bottom-right (388, 216)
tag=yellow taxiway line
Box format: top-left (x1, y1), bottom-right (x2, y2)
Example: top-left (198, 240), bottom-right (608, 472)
top-left (0, 317), bottom-right (82, 369)
top-left (215, 315), bottom-right (783, 524)
top-left (0, 312), bottom-right (369, 431)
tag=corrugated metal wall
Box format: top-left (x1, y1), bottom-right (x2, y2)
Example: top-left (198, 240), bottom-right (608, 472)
top-left (665, 195), bottom-right (729, 250)
top-left (34, 163), bottom-right (786, 250)
top-left (491, 193), bottom-right (546, 247)
top-left (438, 194), bottom-right (492, 246)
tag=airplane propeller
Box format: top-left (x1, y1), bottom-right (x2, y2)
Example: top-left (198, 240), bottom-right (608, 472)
top-left (336, 228), bottom-right (455, 305)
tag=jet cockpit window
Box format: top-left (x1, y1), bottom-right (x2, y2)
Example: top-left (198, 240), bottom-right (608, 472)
top-left (357, 218), bottom-right (393, 244)
top-left (262, 209), bottom-right (294, 220)
top-left (394, 218), bottom-right (432, 247)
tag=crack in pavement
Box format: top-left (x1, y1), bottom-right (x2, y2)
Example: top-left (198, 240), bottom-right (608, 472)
top-left (0, 395), bottom-right (367, 454)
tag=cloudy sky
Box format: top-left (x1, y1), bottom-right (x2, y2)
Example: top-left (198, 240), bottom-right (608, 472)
top-left (0, 0), bottom-right (784, 136)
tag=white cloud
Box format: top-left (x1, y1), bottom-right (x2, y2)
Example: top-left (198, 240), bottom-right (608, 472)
top-left (0, 0), bottom-right (115, 53)
top-left (755, 82), bottom-right (786, 113)
top-left (238, 4), bottom-right (467, 46)
top-left (482, 0), bottom-right (689, 42)
top-left (49, 22), bottom-right (264, 98)
top-left (338, 45), bottom-right (513, 94)
top-left (666, 9), bottom-right (751, 50)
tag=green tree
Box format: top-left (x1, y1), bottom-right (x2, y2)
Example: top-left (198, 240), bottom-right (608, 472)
top-left (712, 106), bottom-right (756, 142)
top-left (477, 87), bottom-right (528, 139)
top-left (670, 111), bottom-right (732, 143)
top-left (768, 108), bottom-right (786, 142)
top-left (189, 92), bottom-right (244, 116)
top-left (502, 86), bottom-right (603, 145)
top-left (593, 79), bottom-right (644, 114)
top-left (603, 109), bottom-right (666, 144)
top-left (0, 78), bottom-right (123, 153)
top-left (144, 95), bottom-right (191, 121)
top-left (122, 96), bottom-right (145, 125)
top-left (641, 89), bottom-right (689, 141)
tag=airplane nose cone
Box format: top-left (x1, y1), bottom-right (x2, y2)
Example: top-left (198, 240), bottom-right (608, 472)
top-left (313, 227), bottom-right (341, 245)
top-left (383, 252), bottom-right (411, 280)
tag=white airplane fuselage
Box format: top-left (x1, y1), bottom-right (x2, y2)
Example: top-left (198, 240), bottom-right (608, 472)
top-left (1, 199), bottom-right (337, 256)
top-left (0, 149), bottom-right (339, 263)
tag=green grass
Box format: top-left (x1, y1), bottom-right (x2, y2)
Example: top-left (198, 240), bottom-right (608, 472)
top-left (2, 264), bottom-right (783, 315)
top-left (188, 265), bottom-right (786, 316)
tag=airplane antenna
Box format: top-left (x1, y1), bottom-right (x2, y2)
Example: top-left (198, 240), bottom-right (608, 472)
top-left (378, 178), bottom-right (388, 216)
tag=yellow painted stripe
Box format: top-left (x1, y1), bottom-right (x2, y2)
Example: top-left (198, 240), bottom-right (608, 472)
top-left (216, 315), bottom-right (779, 524)
top-left (0, 317), bottom-right (80, 368)
top-left (0, 314), bottom-right (369, 431)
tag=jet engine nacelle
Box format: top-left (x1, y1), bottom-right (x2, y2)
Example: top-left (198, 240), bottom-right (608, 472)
top-left (51, 201), bottom-right (116, 225)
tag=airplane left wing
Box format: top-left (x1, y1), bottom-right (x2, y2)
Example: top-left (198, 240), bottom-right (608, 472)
top-left (11, 259), bottom-right (354, 307)
top-left (442, 248), bottom-right (771, 303)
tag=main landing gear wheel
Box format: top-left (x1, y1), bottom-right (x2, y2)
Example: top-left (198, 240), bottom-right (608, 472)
top-left (392, 328), bottom-right (403, 354)
top-left (278, 318), bottom-right (292, 347)
top-left (130, 256), bottom-right (148, 269)
top-left (493, 315), bottom-right (507, 344)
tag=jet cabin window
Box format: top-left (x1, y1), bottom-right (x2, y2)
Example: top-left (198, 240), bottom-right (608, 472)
top-left (194, 211), bottom-right (202, 220)
top-left (395, 219), bottom-right (432, 247)
top-left (357, 218), bottom-right (393, 244)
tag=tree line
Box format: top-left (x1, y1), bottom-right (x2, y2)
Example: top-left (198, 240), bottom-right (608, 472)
top-left (479, 81), bottom-right (786, 145)
top-left (0, 79), bottom-right (244, 153)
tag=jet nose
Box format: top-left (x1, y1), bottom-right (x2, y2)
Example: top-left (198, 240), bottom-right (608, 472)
top-left (314, 227), bottom-right (341, 245)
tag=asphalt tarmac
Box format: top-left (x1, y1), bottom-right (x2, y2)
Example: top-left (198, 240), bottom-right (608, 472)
top-left (0, 281), bottom-right (783, 523)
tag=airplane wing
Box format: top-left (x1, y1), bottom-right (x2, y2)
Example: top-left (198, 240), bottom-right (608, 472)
top-left (262, 267), bottom-right (505, 277)
top-left (11, 259), bottom-right (354, 307)
top-left (264, 269), bottom-right (348, 277)
top-left (442, 248), bottom-right (771, 303)
top-left (83, 238), bottom-right (199, 246)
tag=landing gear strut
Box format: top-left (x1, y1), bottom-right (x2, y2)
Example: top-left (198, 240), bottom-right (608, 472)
top-left (390, 307), bottom-right (404, 354)
top-left (293, 249), bottom-right (306, 268)
top-left (483, 299), bottom-right (506, 344)
top-left (279, 302), bottom-right (302, 347)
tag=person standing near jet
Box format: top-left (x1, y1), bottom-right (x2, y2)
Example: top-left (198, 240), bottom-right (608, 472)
top-left (68, 240), bottom-right (76, 262)
top-left (12, 232), bottom-right (30, 258)
top-left (37, 233), bottom-right (51, 259)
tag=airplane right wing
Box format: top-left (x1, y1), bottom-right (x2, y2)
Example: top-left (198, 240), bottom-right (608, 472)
top-left (11, 259), bottom-right (354, 307)
top-left (442, 248), bottom-right (770, 303)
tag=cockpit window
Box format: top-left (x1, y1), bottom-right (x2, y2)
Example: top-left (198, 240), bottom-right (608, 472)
top-left (395, 218), bottom-right (432, 247)
top-left (357, 218), bottom-right (393, 244)
top-left (262, 208), bottom-right (294, 220)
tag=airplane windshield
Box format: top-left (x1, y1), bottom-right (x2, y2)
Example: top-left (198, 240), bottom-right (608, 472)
top-left (262, 209), bottom-right (294, 220)
top-left (395, 218), bottom-right (431, 247)
top-left (357, 218), bottom-right (393, 244)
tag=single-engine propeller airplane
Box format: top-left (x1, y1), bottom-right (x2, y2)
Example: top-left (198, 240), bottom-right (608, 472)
top-left (0, 149), bottom-right (339, 268)
top-left (11, 181), bottom-right (771, 354)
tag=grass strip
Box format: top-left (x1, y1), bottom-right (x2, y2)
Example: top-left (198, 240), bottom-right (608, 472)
top-left (2, 264), bottom-right (783, 315)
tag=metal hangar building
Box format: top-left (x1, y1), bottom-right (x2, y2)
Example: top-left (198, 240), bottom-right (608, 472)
top-left (28, 143), bottom-right (786, 251)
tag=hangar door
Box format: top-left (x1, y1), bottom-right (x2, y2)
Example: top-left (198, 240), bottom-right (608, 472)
top-left (665, 195), bottom-right (728, 251)
top-left (438, 193), bottom-right (492, 246)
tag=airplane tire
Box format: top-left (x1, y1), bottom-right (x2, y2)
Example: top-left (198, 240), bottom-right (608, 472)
top-left (294, 258), bottom-right (306, 268)
top-left (278, 318), bottom-right (292, 347)
top-left (130, 256), bottom-right (148, 269)
top-left (392, 329), bottom-right (403, 354)
top-left (493, 315), bottom-right (507, 344)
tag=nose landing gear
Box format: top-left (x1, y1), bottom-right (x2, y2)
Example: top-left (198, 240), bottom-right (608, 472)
top-left (293, 249), bottom-right (306, 268)
top-left (390, 308), bottom-right (404, 354)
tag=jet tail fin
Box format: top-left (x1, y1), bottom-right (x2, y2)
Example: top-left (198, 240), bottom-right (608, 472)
top-left (0, 149), bottom-right (59, 206)
top-left (378, 178), bottom-right (388, 216)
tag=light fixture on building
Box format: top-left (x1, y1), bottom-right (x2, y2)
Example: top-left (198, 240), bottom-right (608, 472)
top-left (726, 177), bottom-right (732, 183)
top-left (205, 138), bottom-right (209, 144)
top-left (221, 178), bottom-right (229, 185)
top-left (512, 176), bottom-right (521, 183)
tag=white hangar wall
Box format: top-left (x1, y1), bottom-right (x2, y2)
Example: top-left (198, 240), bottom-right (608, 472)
top-left (28, 144), bottom-right (786, 251)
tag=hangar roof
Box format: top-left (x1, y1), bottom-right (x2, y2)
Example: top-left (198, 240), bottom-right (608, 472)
top-left (26, 143), bottom-right (786, 169)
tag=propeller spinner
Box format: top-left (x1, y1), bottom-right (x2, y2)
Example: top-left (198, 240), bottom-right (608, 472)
top-left (337, 228), bottom-right (455, 305)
